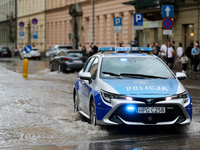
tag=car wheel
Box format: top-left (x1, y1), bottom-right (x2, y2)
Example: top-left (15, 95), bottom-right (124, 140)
top-left (38, 57), bottom-right (41, 60)
top-left (74, 90), bottom-right (78, 113)
top-left (90, 99), bottom-right (96, 126)
top-left (50, 63), bottom-right (53, 71)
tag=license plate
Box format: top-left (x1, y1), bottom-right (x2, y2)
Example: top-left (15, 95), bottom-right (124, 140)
top-left (138, 107), bottom-right (165, 114)
top-left (74, 60), bottom-right (82, 63)
top-left (24, 53), bottom-right (31, 57)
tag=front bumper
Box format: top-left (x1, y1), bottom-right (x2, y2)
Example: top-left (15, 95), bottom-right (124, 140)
top-left (96, 98), bottom-right (192, 126)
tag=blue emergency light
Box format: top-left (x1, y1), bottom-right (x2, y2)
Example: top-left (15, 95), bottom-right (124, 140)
top-left (139, 47), bottom-right (153, 52)
top-left (99, 47), bottom-right (115, 52)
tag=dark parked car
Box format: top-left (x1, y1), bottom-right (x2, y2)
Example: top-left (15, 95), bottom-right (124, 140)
top-left (49, 50), bottom-right (88, 72)
top-left (0, 47), bottom-right (12, 57)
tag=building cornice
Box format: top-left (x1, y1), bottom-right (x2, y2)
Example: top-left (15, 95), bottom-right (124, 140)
top-left (18, 11), bottom-right (45, 19)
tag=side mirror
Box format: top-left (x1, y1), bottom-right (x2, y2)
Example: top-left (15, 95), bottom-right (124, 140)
top-left (79, 72), bottom-right (92, 84)
top-left (176, 72), bottom-right (187, 80)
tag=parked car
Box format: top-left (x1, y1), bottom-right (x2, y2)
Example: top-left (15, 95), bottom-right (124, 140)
top-left (49, 50), bottom-right (88, 72)
top-left (49, 45), bottom-right (73, 59)
top-left (20, 47), bottom-right (41, 60)
top-left (0, 47), bottom-right (12, 57)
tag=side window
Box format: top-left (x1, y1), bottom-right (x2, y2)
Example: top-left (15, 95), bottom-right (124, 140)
top-left (83, 57), bottom-right (95, 72)
top-left (89, 58), bottom-right (99, 80)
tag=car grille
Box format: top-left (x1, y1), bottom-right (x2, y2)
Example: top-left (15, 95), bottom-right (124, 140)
top-left (109, 104), bottom-right (186, 124)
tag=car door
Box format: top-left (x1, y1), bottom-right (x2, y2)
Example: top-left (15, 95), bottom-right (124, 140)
top-left (78, 57), bottom-right (95, 112)
top-left (79, 57), bottom-right (99, 116)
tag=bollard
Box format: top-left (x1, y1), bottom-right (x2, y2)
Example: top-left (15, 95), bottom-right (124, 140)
top-left (22, 58), bottom-right (28, 77)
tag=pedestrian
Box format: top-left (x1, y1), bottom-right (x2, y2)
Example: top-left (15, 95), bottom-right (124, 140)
top-left (82, 45), bottom-right (87, 53)
top-left (156, 42), bottom-right (160, 56)
top-left (176, 42), bottom-right (183, 71)
top-left (92, 44), bottom-right (98, 54)
top-left (167, 42), bottom-right (174, 69)
top-left (185, 42), bottom-right (194, 73)
top-left (171, 41), bottom-right (176, 69)
top-left (79, 43), bottom-right (82, 50)
top-left (119, 43), bottom-right (124, 47)
top-left (160, 41), bottom-right (167, 63)
top-left (89, 42), bottom-right (94, 56)
top-left (191, 42), bottom-right (200, 76)
top-left (150, 42), bottom-right (157, 55)
top-left (181, 52), bottom-right (188, 73)
top-left (15, 47), bottom-right (18, 56)
top-left (19, 46), bottom-right (22, 53)
top-left (147, 44), bottom-right (150, 47)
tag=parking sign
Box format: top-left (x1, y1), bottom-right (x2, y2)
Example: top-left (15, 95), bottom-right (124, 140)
top-left (114, 17), bottom-right (122, 33)
top-left (134, 13), bottom-right (143, 26)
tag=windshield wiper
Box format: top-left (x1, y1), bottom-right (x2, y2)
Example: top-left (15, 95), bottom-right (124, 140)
top-left (102, 72), bottom-right (121, 78)
top-left (120, 73), bottom-right (167, 79)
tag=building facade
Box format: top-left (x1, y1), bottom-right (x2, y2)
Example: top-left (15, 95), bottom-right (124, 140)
top-left (0, 0), bottom-right (17, 53)
top-left (124, 0), bottom-right (199, 51)
top-left (17, 0), bottom-right (45, 53)
top-left (46, 0), bottom-right (136, 51)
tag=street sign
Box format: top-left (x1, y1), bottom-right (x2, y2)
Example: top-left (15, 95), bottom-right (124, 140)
top-left (19, 21), bottom-right (25, 28)
top-left (114, 17), bottom-right (122, 33)
top-left (20, 31), bottom-right (24, 40)
top-left (162, 17), bottom-right (174, 29)
top-left (32, 31), bottom-right (38, 39)
top-left (163, 29), bottom-right (173, 35)
top-left (134, 13), bottom-right (143, 26)
top-left (162, 5), bottom-right (174, 18)
top-left (31, 18), bottom-right (38, 25)
top-left (24, 45), bottom-right (32, 53)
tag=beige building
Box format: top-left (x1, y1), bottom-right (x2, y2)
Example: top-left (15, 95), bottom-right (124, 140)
top-left (17, 0), bottom-right (45, 53)
top-left (46, 0), bottom-right (136, 51)
top-left (123, 0), bottom-right (199, 50)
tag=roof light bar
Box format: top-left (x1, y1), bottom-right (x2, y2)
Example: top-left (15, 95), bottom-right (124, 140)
top-left (139, 47), bottom-right (153, 52)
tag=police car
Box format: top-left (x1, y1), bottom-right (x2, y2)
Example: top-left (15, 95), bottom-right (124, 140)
top-left (73, 47), bottom-right (192, 126)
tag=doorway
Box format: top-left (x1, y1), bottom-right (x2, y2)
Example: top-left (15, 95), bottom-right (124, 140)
top-left (183, 24), bottom-right (194, 51)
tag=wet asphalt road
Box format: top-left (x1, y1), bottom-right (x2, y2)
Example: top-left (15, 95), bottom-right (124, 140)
top-left (0, 57), bottom-right (200, 150)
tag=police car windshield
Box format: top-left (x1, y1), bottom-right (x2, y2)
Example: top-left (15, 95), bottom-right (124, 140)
top-left (100, 57), bottom-right (174, 79)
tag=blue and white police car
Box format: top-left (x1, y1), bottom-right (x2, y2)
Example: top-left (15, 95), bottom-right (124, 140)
top-left (73, 47), bottom-right (192, 126)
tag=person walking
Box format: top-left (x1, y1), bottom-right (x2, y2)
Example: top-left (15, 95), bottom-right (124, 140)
top-left (186, 43), bottom-right (194, 73)
top-left (15, 47), bottom-right (18, 56)
top-left (171, 41), bottom-right (176, 69)
top-left (181, 52), bottom-right (188, 73)
top-left (92, 44), bottom-right (98, 54)
top-left (191, 42), bottom-right (200, 76)
top-left (167, 42), bottom-right (174, 69)
top-left (160, 41), bottom-right (167, 62)
top-left (82, 45), bottom-right (87, 53)
top-left (78, 43), bottom-right (82, 50)
top-left (176, 43), bottom-right (183, 71)
top-left (156, 42), bottom-right (160, 56)
top-left (150, 42), bottom-right (157, 55)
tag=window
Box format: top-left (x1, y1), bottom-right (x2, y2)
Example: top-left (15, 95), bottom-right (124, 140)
top-left (83, 57), bottom-right (95, 72)
top-left (87, 19), bottom-right (90, 43)
top-left (89, 58), bottom-right (99, 80)
top-left (57, 51), bottom-right (65, 56)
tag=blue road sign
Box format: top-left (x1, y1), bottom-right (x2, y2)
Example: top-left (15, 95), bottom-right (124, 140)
top-left (19, 21), bottom-right (25, 28)
top-left (24, 45), bottom-right (32, 53)
top-left (32, 18), bottom-right (38, 25)
top-left (32, 31), bottom-right (38, 39)
top-left (162, 5), bottom-right (174, 18)
top-left (114, 17), bottom-right (122, 26)
top-left (134, 13), bottom-right (143, 26)
top-left (20, 31), bottom-right (24, 37)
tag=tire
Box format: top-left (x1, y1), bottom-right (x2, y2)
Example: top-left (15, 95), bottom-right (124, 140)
top-left (38, 57), bottom-right (41, 60)
top-left (50, 63), bottom-right (53, 72)
top-left (74, 90), bottom-right (78, 113)
top-left (90, 99), bottom-right (96, 126)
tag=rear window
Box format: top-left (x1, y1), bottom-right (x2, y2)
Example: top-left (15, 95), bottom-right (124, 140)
top-left (58, 46), bottom-right (73, 50)
top-left (1, 48), bottom-right (7, 51)
top-left (66, 52), bottom-right (83, 57)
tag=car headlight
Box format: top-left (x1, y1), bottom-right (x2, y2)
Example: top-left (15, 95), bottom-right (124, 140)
top-left (166, 91), bottom-right (189, 103)
top-left (100, 90), bottom-right (133, 103)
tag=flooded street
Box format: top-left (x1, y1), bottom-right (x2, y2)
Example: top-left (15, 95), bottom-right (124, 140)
top-left (0, 58), bottom-right (200, 150)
